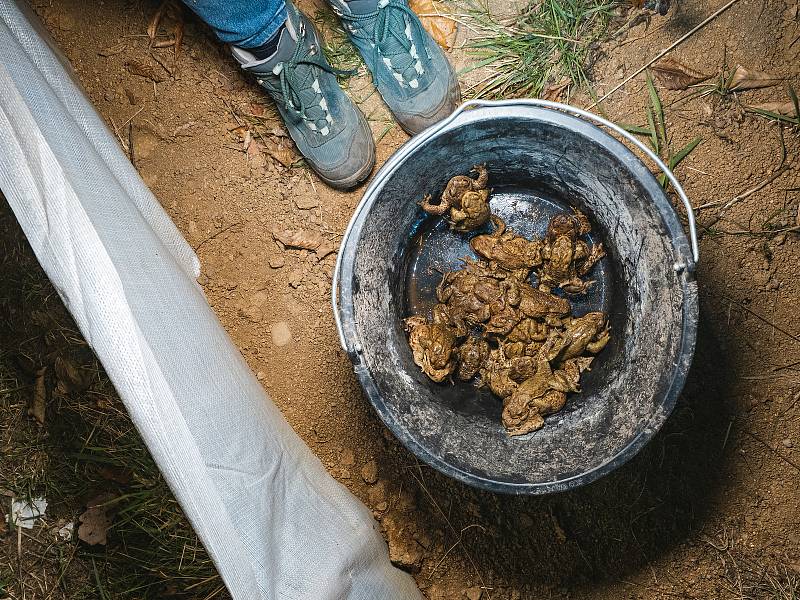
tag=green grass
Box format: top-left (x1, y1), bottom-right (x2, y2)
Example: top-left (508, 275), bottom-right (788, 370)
top-left (619, 72), bottom-right (702, 189)
top-left (462, 0), bottom-right (617, 99)
top-left (0, 199), bottom-right (226, 599)
top-left (313, 7), bottom-right (364, 85)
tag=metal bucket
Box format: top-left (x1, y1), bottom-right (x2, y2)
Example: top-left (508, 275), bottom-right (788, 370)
top-left (333, 99), bottom-right (700, 494)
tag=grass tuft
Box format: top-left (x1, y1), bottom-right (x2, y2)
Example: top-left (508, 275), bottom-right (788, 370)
top-left (0, 197), bottom-right (226, 599)
top-left (462, 0), bottom-right (617, 99)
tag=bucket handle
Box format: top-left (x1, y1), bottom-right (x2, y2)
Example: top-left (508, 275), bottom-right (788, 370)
top-left (422, 99), bottom-right (701, 266)
top-left (332, 98), bottom-right (700, 353)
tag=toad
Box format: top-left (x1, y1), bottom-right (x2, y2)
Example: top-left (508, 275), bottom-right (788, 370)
top-left (538, 208), bottom-right (605, 294)
top-left (479, 347), bottom-right (518, 399)
top-left (457, 336), bottom-right (490, 381)
top-left (420, 165), bottom-right (491, 231)
top-left (539, 312), bottom-right (610, 362)
top-left (501, 358), bottom-right (567, 436)
top-left (470, 216), bottom-right (543, 272)
top-left (404, 315), bottom-right (457, 383)
top-left (518, 285), bottom-right (571, 319)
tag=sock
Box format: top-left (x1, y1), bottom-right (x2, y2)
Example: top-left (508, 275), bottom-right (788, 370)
top-left (246, 24), bottom-right (286, 60)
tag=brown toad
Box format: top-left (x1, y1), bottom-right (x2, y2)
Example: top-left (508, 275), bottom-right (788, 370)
top-left (518, 285), bottom-right (571, 319)
top-left (539, 311), bottom-right (610, 362)
top-left (420, 164), bottom-right (491, 232)
top-left (404, 315), bottom-right (457, 383)
top-left (501, 358), bottom-right (567, 436)
top-left (470, 216), bottom-right (543, 272)
top-left (539, 208), bottom-right (606, 294)
top-left (457, 336), bottom-right (490, 381)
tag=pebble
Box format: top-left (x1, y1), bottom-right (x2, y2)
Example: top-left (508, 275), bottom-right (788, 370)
top-left (464, 587), bottom-right (483, 600)
top-left (269, 256), bottom-right (285, 269)
top-left (295, 196), bottom-right (319, 210)
top-left (339, 448), bottom-right (355, 466)
top-left (239, 304), bottom-right (263, 322)
top-left (256, 371), bottom-right (266, 381)
top-left (782, 438), bottom-right (793, 448)
top-left (271, 322), bottom-right (292, 346)
top-left (361, 460), bottom-right (378, 484)
top-left (288, 270), bottom-right (303, 288)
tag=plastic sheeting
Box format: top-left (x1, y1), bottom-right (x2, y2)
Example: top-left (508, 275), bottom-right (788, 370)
top-left (0, 2), bottom-right (422, 598)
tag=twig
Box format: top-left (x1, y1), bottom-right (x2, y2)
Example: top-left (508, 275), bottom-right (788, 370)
top-left (428, 524), bottom-right (486, 579)
top-left (408, 464), bottom-right (490, 596)
top-left (128, 122), bottom-right (135, 167)
top-left (742, 430), bottom-right (800, 472)
top-left (588, 0), bottom-right (743, 108)
top-left (724, 294), bottom-right (800, 345)
top-left (698, 165), bottom-right (790, 231)
top-left (193, 221), bottom-right (242, 251)
top-left (150, 51), bottom-right (173, 77)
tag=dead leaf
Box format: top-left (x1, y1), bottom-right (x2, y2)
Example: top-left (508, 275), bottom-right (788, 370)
top-left (174, 19), bottom-right (184, 61)
top-left (265, 138), bottom-right (297, 168)
top-left (97, 466), bottom-right (133, 486)
top-left (246, 138), bottom-right (261, 158)
top-left (409, 0), bottom-right (457, 49)
top-left (746, 101), bottom-right (797, 116)
top-left (99, 42), bottom-right (127, 58)
top-left (126, 60), bottom-right (164, 83)
top-left (153, 39), bottom-right (175, 48)
top-left (54, 357), bottom-right (91, 394)
top-left (249, 103), bottom-right (265, 117)
top-left (77, 494), bottom-right (116, 546)
top-left (541, 78), bottom-right (571, 101)
top-left (243, 130), bottom-right (252, 151)
top-left (315, 243), bottom-right (337, 260)
top-left (272, 229), bottom-right (323, 250)
top-left (230, 125), bottom-right (248, 141)
top-left (147, 2), bottom-right (168, 40)
top-left (730, 65), bottom-right (783, 91)
top-left (28, 367), bottom-right (47, 425)
top-left (651, 58), bottom-right (711, 90)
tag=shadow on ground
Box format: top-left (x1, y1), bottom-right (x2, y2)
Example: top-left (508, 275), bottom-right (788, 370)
top-left (381, 289), bottom-right (736, 590)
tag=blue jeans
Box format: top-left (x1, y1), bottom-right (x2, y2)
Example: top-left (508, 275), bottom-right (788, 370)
top-left (181, 0), bottom-right (288, 48)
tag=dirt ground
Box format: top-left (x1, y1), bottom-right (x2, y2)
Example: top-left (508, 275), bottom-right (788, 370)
top-left (3, 0), bottom-right (800, 597)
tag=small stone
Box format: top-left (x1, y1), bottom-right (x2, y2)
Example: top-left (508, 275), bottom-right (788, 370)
top-left (361, 460), bottom-right (378, 484)
top-left (269, 256), bottom-right (285, 269)
top-left (414, 530), bottom-right (433, 550)
top-left (104, 90), bottom-right (115, 102)
top-left (125, 87), bottom-right (141, 105)
top-left (271, 322), bottom-right (292, 346)
top-left (339, 468), bottom-right (351, 480)
top-left (340, 448), bottom-right (355, 466)
top-left (782, 438), bottom-right (793, 448)
top-left (187, 220), bottom-right (199, 237)
top-left (288, 270), bottom-right (303, 288)
top-left (375, 501), bottom-right (388, 512)
top-left (256, 371), bottom-right (266, 381)
top-left (239, 304), bottom-right (263, 322)
top-left (294, 196), bottom-right (319, 210)
top-left (464, 587), bottom-right (483, 600)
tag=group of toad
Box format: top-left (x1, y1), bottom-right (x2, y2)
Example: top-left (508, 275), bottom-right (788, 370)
top-left (405, 165), bottom-right (612, 436)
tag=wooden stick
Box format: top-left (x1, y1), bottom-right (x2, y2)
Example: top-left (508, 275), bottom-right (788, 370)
top-left (588, 0), bottom-right (743, 108)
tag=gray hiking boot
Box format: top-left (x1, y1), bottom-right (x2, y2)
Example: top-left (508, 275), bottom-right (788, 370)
top-left (331, 0), bottom-right (461, 135)
top-left (232, 3), bottom-right (375, 189)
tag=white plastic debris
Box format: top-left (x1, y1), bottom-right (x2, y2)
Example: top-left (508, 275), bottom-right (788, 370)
top-left (8, 497), bottom-right (47, 529)
top-left (57, 521), bottom-right (75, 541)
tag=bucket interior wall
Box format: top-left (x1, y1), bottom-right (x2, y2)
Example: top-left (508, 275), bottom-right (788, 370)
top-left (347, 110), bottom-right (696, 489)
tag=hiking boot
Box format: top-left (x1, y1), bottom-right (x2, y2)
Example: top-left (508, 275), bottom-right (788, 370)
top-left (331, 0), bottom-right (461, 135)
top-left (232, 2), bottom-right (375, 189)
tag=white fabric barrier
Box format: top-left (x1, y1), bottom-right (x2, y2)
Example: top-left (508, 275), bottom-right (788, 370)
top-left (0, 2), bottom-right (421, 598)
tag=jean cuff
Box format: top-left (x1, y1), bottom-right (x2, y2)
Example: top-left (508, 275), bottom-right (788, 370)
top-left (237, 2), bottom-right (287, 48)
